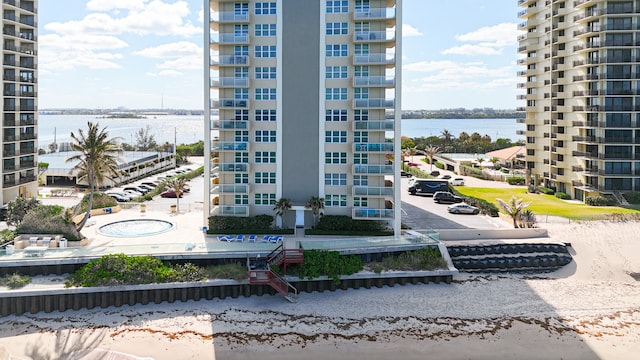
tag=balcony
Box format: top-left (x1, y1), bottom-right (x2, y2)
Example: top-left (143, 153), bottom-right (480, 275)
top-left (211, 120), bottom-right (248, 130)
top-left (354, 143), bottom-right (394, 153)
top-left (212, 142), bottom-right (248, 151)
top-left (354, 120), bottom-right (394, 130)
top-left (353, 98), bottom-right (395, 109)
top-left (212, 184), bottom-right (249, 194)
top-left (353, 75), bottom-right (395, 87)
top-left (353, 186), bottom-right (393, 197)
top-left (353, 53), bottom-right (395, 65)
top-left (210, 77), bottom-right (249, 87)
top-left (214, 205), bottom-right (248, 216)
top-left (215, 163), bottom-right (249, 173)
top-left (210, 33), bottom-right (249, 45)
top-left (210, 55), bottom-right (250, 66)
top-left (353, 164), bottom-right (394, 175)
top-left (352, 208), bottom-right (394, 220)
top-left (212, 99), bottom-right (249, 108)
top-left (354, 7), bottom-right (396, 21)
top-left (354, 31), bottom-right (395, 43)
top-left (211, 11), bottom-right (249, 23)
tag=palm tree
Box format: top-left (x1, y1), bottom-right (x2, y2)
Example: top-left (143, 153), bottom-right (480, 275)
top-left (66, 122), bottom-right (123, 231)
top-left (423, 145), bottom-right (441, 171)
top-left (440, 129), bottom-right (453, 146)
top-left (164, 177), bottom-right (188, 212)
top-left (273, 197), bottom-right (292, 228)
top-left (497, 195), bottom-right (531, 228)
top-left (306, 196), bottom-right (325, 226)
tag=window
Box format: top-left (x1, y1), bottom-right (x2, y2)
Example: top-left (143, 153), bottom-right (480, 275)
top-left (235, 3), bottom-right (249, 15)
top-left (326, 0), bottom-right (348, 13)
top-left (354, 131), bottom-right (368, 142)
top-left (355, 0), bottom-right (370, 12)
top-left (354, 66), bottom-right (369, 77)
top-left (326, 22), bottom-right (348, 35)
top-left (326, 194), bottom-right (347, 207)
top-left (255, 24), bottom-right (276, 36)
top-left (235, 173), bottom-right (248, 184)
top-left (234, 152), bottom-right (248, 163)
top-left (256, 88), bottom-right (276, 100)
top-left (326, 88), bottom-right (348, 100)
top-left (354, 44), bottom-right (369, 55)
top-left (255, 172), bottom-right (276, 184)
top-left (235, 130), bottom-right (248, 142)
top-left (234, 109), bottom-right (249, 121)
top-left (326, 44), bottom-right (348, 57)
top-left (234, 24), bottom-right (249, 36)
top-left (255, 2), bottom-right (276, 15)
top-left (255, 45), bottom-right (276, 58)
top-left (325, 173), bottom-right (347, 186)
top-left (355, 22), bottom-right (370, 32)
top-left (255, 151), bottom-right (276, 163)
top-left (326, 66), bottom-right (348, 79)
top-left (353, 175), bottom-right (368, 186)
top-left (255, 193), bottom-right (276, 205)
top-left (326, 109), bottom-right (347, 122)
top-left (354, 88), bottom-right (369, 99)
top-left (325, 152), bottom-right (347, 164)
top-left (256, 109), bottom-right (276, 121)
top-left (354, 197), bottom-right (368, 207)
top-left (255, 67), bottom-right (276, 79)
top-left (255, 130), bottom-right (276, 142)
top-left (235, 67), bottom-right (248, 78)
top-left (325, 131), bottom-right (347, 143)
top-left (235, 194), bottom-right (248, 205)
top-left (235, 88), bottom-right (248, 99)
top-left (354, 153), bottom-right (368, 164)
top-left (234, 46), bottom-right (249, 56)
top-left (354, 109), bottom-right (368, 121)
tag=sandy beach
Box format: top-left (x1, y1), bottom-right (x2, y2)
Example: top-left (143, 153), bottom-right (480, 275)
top-left (0, 220), bottom-right (639, 359)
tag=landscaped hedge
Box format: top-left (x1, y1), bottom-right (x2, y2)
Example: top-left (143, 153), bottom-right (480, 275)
top-left (17, 205), bottom-right (83, 241)
top-left (555, 192), bottom-right (570, 200)
top-left (288, 250), bottom-right (363, 284)
top-left (77, 192), bottom-right (117, 212)
top-left (434, 161), bottom-right (445, 169)
top-left (460, 165), bottom-right (488, 180)
top-left (623, 192), bottom-right (640, 204)
top-left (449, 189), bottom-right (499, 217)
top-left (506, 176), bottom-right (525, 185)
top-left (585, 195), bottom-right (617, 206)
top-left (313, 215), bottom-right (386, 232)
top-left (208, 215), bottom-right (275, 231)
top-left (537, 186), bottom-right (555, 195)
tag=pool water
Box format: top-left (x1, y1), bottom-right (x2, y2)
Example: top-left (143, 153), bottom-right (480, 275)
top-left (98, 219), bottom-right (174, 237)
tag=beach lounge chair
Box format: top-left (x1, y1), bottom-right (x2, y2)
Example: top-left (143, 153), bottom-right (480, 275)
top-left (247, 234), bottom-right (257, 242)
top-left (235, 234), bottom-right (245, 242)
top-left (270, 236), bottom-right (283, 243)
top-left (185, 243), bottom-right (195, 251)
top-left (29, 237), bottom-right (38, 246)
top-left (217, 235), bottom-right (234, 242)
top-left (261, 235), bottom-right (272, 242)
top-left (42, 237), bottom-right (52, 247)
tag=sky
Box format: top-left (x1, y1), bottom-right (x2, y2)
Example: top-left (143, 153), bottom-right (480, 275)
top-left (37, 0), bottom-right (521, 111)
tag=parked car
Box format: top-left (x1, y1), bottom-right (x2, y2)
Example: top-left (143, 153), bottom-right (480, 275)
top-left (136, 184), bottom-right (155, 192)
top-left (408, 179), bottom-right (450, 196)
top-left (433, 191), bottom-right (463, 204)
top-left (141, 182), bottom-right (159, 188)
top-left (450, 177), bottom-right (465, 186)
top-left (160, 190), bottom-right (183, 198)
top-left (401, 171), bottom-right (413, 178)
top-left (123, 189), bottom-right (143, 198)
top-left (108, 193), bottom-right (129, 202)
top-left (447, 203), bottom-right (480, 215)
top-left (124, 186), bottom-right (148, 195)
top-left (438, 174), bottom-right (452, 180)
top-left (107, 191), bottom-right (135, 201)
top-left (407, 162), bottom-right (419, 167)
top-left (430, 170), bottom-right (440, 177)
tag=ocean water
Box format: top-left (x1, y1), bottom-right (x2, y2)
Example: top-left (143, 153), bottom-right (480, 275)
top-left (37, 114), bottom-right (523, 147)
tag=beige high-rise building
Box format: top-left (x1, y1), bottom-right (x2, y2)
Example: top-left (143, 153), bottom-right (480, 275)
top-left (204, 0), bottom-right (402, 234)
top-left (518, 0), bottom-right (640, 201)
top-left (1, 0), bottom-right (38, 204)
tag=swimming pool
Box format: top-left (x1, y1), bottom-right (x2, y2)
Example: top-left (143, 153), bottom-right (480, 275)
top-left (98, 219), bottom-right (174, 237)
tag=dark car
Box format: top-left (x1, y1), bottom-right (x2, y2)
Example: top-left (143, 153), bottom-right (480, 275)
top-left (161, 190), bottom-right (183, 198)
top-left (401, 171), bottom-right (412, 178)
top-left (430, 170), bottom-right (440, 177)
top-left (433, 191), bottom-right (463, 204)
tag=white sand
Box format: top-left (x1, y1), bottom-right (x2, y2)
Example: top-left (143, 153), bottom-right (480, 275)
top-left (1, 221), bottom-right (640, 359)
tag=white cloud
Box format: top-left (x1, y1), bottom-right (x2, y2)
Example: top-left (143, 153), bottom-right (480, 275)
top-left (402, 24), bottom-right (423, 37)
top-left (403, 60), bottom-right (517, 92)
top-left (441, 22), bottom-right (518, 56)
top-left (38, 33), bottom-right (127, 73)
top-left (442, 44), bottom-right (503, 56)
top-left (135, 41), bottom-right (202, 72)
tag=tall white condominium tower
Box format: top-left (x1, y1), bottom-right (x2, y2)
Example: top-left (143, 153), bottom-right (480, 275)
top-left (518, 0), bottom-right (640, 201)
top-left (205, 0), bottom-right (402, 235)
top-left (1, 0), bottom-right (38, 204)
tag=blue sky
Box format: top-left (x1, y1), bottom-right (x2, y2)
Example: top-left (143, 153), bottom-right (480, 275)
top-left (38, 0), bottom-right (520, 110)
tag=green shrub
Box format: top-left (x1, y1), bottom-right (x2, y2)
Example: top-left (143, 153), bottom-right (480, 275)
top-left (585, 195), bottom-right (617, 206)
top-left (434, 161), bottom-right (445, 169)
top-left (6, 197), bottom-right (40, 226)
top-left (371, 247), bottom-right (447, 272)
top-left (292, 250), bottom-right (363, 284)
top-left (77, 192), bottom-right (117, 212)
top-left (0, 229), bottom-right (16, 246)
top-left (16, 205), bottom-right (83, 241)
top-left (506, 176), bottom-right (525, 185)
top-left (555, 192), bottom-right (570, 200)
top-left (205, 263), bottom-right (248, 281)
top-left (0, 273), bottom-right (31, 289)
top-left (208, 215), bottom-right (275, 231)
top-left (623, 192), bottom-right (640, 204)
top-left (449, 188), bottom-right (499, 217)
top-left (537, 186), bottom-right (555, 195)
top-left (65, 254), bottom-right (207, 287)
top-left (314, 215), bottom-right (385, 232)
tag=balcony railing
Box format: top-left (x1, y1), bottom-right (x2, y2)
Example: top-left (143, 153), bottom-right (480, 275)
top-left (210, 55), bottom-right (249, 66)
top-left (212, 99), bottom-right (249, 108)
top-left (212, 142), bottom-right (248, 151)
top-left (354, 7), bottom-right (396, 20)
top-left (353, 98), bottom-right (395, 109)
top-left (210, 77), bottom-right (249, 87)
top-left (210, 33), bottom-right (249, 44)
top-left (354, 120), bottom-right (394, 130)
top-left (211, 120), bottom-right (248, 130)
top-left (353, 76), bottom-right (395, 87)
top-left (213, 184), bottom-right (249, 194)
top-left (215, 163), bottom-right (249, 172)
top-left (354, 31), bottom-right (395, 42)
top-left (353, 186), bottom-right (394, 197)
top-left (352, 208), bottom-right (394, 220)
top-left (353, 164), bottom-right (394, 175)
top-left (354, 143), bottom-right (394, 152)
top-left (214, 205), bottom-right (248, 216)
top-left (211, 11), bottom-right (249, 23)
top-left (353, 53), bottom-right (395, 65)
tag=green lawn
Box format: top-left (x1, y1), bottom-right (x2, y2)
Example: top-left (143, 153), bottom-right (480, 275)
top-left (456, 186), bottom-right (640, 220)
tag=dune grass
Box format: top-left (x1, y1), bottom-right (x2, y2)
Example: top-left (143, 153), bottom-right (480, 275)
top-left (456, 187), bottom-right (640, 220)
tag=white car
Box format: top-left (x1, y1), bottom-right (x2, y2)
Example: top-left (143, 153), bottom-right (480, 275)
top-left (450, 177), bottom-right (465, 186)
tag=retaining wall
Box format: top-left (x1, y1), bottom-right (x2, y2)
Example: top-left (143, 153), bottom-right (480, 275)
top-left (436, 228), bottom-right (548, 241)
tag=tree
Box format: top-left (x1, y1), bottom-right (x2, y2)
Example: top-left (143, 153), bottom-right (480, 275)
top-left (48, 142), bottom-right (58, 153)
top-left (66, 122), bottom-right (123, 231)
top-left (273, 198), bottom-right (292, 228)
top-left (6, 197), bottom-right (40, 227)
top-left (497, 196), bottom-right (531, 229)
top-left (164, 177), bottom-right (188, 212)
top-left (440, 129), bottom-right (453, 146)
top-left (306, 196), bottom-right (325, 226)
top-left (423, 145), bottom-right (441, 171)
top-left (134, 125), bottom-right (157, 151)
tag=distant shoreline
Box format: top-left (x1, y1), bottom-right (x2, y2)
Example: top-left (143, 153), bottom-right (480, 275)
top-left (403, 113), bottom-right (519, 120)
